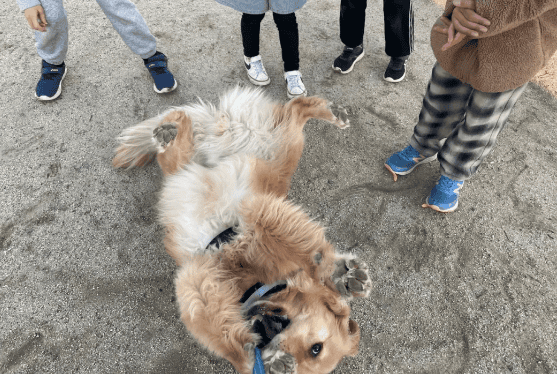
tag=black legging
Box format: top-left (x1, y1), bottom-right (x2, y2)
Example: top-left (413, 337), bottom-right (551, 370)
top-left (241, 12), bottom-right (300, 72)
top-left (340, 0), bottom-right (414, 58)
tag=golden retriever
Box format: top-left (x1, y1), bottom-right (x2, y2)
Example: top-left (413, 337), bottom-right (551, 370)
top-left (112, 87), bottom-right (372, 374)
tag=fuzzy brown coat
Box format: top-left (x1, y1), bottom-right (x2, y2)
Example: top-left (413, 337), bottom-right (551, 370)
top-left (431, 0), bottom-right (557, 92)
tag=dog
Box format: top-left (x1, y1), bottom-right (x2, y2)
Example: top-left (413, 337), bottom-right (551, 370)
top-left (112, 87), bottom-right (372, 374)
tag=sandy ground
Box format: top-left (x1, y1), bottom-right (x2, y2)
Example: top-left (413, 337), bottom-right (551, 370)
top-left (1, 0), bottom-right (557, 373)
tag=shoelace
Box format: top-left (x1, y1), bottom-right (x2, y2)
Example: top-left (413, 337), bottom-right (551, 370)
top-left (285, 74), bottom-right (302, 91)
top-left (437, 176), bottom-right (463, 193)
top-left (400, 146), bottom-right (420, 160)
top-left (250, 59), bottom-right (265, 77)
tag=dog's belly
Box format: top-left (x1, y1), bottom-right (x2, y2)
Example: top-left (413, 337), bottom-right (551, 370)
top-left (158, 155), bottom-right (253, 253)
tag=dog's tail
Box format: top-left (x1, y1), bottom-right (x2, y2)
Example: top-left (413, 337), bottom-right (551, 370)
top-left (112, 116), bottom-right (162, 168)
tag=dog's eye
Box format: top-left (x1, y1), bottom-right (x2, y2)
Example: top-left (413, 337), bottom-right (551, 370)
top-left (310, 343), bottom-right (322, 357)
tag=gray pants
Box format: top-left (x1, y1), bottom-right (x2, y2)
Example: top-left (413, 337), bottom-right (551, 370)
top-left (409, 63), bottom-right (528, 181)
top-left (34, 0), bottom-right (157, 65)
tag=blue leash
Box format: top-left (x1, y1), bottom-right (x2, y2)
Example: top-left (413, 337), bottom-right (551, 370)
top-left (252, 346), bottom-right (265, 374)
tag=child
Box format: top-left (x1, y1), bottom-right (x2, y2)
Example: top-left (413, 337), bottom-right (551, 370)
top-left (384, 0), bottom-right (557, 212)
top-left (332, 0), bottom-right (414, 82)
top-left (18, 0), bottom-right (177, 101)
top-left (215, 0), bottom-right (307, 98)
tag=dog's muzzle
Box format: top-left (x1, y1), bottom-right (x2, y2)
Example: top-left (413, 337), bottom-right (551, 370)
top-left (240, 281), bottom-right (290, 348)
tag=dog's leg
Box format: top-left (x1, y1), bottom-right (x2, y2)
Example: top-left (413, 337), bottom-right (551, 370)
top-left (239, 195), bottom-right (372, 300)
top-left (254, 97), bottom-right (349, 196)
top-left (112, 110), bottom-right (195, 174)
top-left (112, 116), bottom-right (161, 169)
top-left (280, 96), bottom-right (350, 130)
top-left (152, 110), bottom-right (195, 176)
top-left (327, 254), bottom-right (372, 301)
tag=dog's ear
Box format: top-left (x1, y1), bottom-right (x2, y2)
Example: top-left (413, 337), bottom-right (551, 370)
top-left (322, 292), bottom-right (361, 356)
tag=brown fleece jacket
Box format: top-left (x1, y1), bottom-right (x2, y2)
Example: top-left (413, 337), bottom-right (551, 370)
top-left (431, 0), bottom-right (557, 92)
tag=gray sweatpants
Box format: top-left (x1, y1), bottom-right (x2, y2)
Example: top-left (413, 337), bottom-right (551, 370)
top-left (409, 63), bottom-right (528, 181)
top-left (34, 0), bottom-right (157, 65)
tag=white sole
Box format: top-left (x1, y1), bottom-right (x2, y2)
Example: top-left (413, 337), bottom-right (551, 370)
top-left (286, 89), bottom-right (307, 99)
top-left (247, 74), bottom-right (271, 86)
top-left (154, 78), bottom-right (178, 94)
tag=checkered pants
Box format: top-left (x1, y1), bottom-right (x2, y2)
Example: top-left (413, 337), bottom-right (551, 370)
top-left (409, 63), bottom-right (528, 181)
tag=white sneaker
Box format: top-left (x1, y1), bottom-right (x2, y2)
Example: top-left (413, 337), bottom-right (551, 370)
top-left (284, 70), bottom-right (307, 99)
top-left (244, 55), bottom-right (271, 86)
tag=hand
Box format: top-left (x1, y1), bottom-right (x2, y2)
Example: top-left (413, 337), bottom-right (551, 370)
top-left (441, 22), bottom-right (466, 51)
top-left (451, 5), bottom-right (491, 38)
top-left (433, 17), bottom-right (465, 51)
top-left (24, 5), bottom-right (48, 32)
top-left (432, 16), bottom-right (451, 35)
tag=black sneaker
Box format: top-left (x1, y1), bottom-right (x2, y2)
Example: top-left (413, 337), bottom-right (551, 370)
top-left (383, 56), bottom-right (409, 83)
top-left (332, 45), bottom-right (364, 74)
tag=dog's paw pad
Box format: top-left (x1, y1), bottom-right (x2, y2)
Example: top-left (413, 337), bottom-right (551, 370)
top-left (329, 103), bottom-right (350, 129)
top-left (264, 350), bottom-right (296, 374)
top-left (153, 123), bottom-right (178, 151)
top-left (332, 258), bottom-right (372, 298)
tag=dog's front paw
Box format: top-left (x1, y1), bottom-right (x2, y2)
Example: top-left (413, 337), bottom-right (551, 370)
top-left (153, 123), bottom-right (178, 152)
top-left (331, 257), bottom-right (372, 299)
top-left (262, 349), bottom-right (296, 374)
top-left (328, 103), bottom-right (350, 129)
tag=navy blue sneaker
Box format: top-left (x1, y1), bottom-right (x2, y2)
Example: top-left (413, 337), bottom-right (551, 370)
top-left (144, 51), bottom-right (177, 93)
top-left (36, 60), bottom-right (67, 101)
top-left (422, 175), bottom-right (464, 213)
top-left (385, 145), bottom-right (437, 181)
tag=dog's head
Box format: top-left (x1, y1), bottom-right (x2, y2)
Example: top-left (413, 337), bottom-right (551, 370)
top-left (244, 273), bottom-right (360, 374)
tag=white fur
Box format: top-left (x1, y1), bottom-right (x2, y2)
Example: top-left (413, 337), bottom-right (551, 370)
top-left (158, 154), bottom-right (254, 254)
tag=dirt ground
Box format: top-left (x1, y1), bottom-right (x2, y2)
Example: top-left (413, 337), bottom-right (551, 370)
top-left (1, 0), bottom-right (556, 373)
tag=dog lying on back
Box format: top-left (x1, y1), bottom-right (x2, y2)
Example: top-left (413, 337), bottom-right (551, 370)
top-left (113, 87), bottom-right (372, 374)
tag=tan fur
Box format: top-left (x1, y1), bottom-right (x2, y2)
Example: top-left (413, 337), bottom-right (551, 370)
top-left (113, 88), bottom-right (369, 374)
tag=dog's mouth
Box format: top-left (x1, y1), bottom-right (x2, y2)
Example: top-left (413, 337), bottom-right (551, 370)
top-left (240, 281), bottom-right (290, 348)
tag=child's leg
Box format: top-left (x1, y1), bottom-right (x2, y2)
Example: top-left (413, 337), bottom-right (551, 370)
top-left (35, 0), bottom-right (68, 65)
top-left (409, 63), bottom-right (473, 158)
top-left (94, 0), bottom-right (156, 59)
top-left (272, 12), bottom-right (299, 72)
top-left (339, 0), bottom-right (367, 48)
top-left (437, 82), bottom-right (528, 181)
top-left (383, 0), bottom-right (414, 58)
top-left (241, 13), bottom-right (265, 58)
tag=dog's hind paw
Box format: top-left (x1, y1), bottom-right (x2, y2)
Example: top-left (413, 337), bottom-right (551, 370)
top-left (153, 123), bottom-right (178, 152)
top-left (331, 257), bottom-right (372, 299)
top-left (329, 103), bottom-right (350, 129)
top-left (263, 349), bottom-right (296, 374)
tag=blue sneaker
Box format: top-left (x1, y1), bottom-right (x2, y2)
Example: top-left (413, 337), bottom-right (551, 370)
top-left (36, 60), bottom-right (67, 101)
top-left (144, 51), bottom-right (177, 93)
top-left (385, 145), bottom-right (437, 181)
top-left (422, 175), bottom-right (464, 213)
